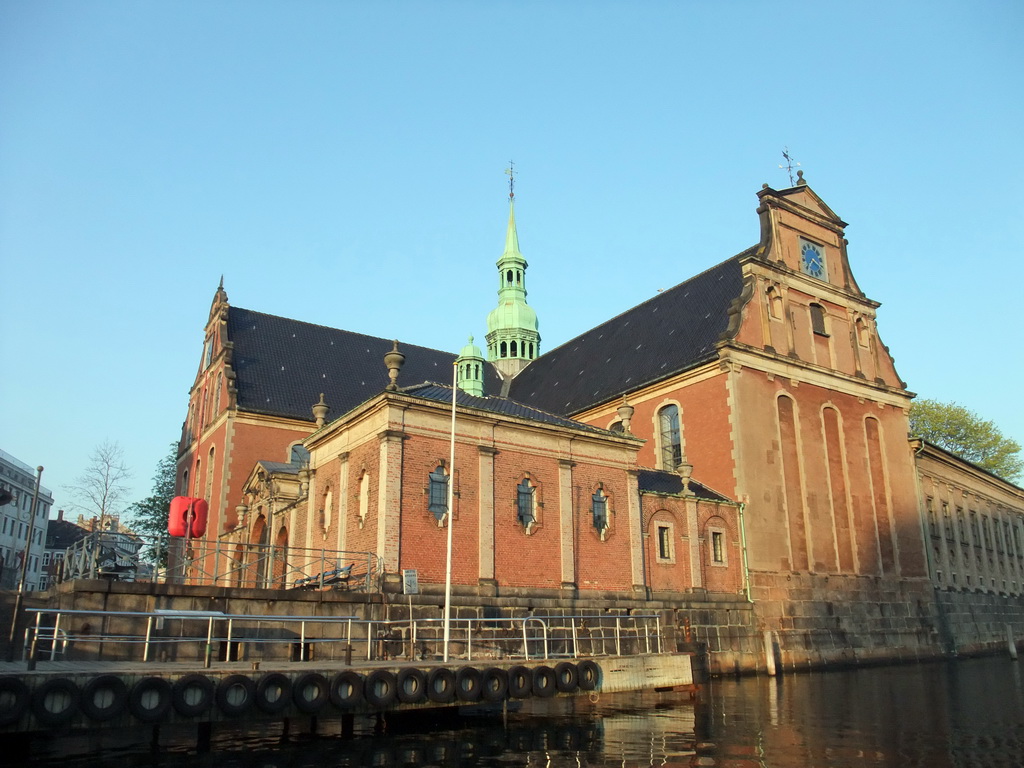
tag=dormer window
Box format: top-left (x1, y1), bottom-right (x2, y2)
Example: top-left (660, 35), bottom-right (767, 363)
top-left (799, 239), bottom-right (827, 281)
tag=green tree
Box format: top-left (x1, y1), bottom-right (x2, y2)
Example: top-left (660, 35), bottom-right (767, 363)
top-left (910, 399), bottom-right (1023, 483)
top-left (125, 442), bottom-right (178, 548)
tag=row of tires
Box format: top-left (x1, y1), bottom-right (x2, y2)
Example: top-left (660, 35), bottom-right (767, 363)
top-left (0, 660), bottom-right (600, 729)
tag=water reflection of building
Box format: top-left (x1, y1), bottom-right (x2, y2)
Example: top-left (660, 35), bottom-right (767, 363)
top-left (173, 177), bottom-right (1024, 670)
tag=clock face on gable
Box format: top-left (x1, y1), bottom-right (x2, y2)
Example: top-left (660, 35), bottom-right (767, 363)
top-left (800, 240), bottom-right (827, 280)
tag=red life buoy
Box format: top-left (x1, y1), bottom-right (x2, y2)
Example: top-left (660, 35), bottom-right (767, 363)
top-left (168, 497), bottom-right (209, 538)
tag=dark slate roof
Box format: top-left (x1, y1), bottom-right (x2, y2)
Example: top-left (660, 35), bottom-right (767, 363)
top-left (45, 518), bottom-right (89, 549)
top-left (228, 307), bottom-right (502, 422)
top-left (508, 253), bottom-right (750, 415)
top-left (400, 383), bottom-right (629, 437)
top-left (637, 469), bottom-right (732, 502)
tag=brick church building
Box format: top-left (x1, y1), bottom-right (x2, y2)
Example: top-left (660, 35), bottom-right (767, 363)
top-left (177, 175), bottom-right (1024, 666)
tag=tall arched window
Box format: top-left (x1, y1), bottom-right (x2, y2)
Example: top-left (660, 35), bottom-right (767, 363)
top-left (767, 286), bottom-right (783, 319)
top-left (428, 465), bottom-right (449, 522)
top-left (205, 447), bottom-right (215, 499)
top-left (658, 405), bottom-right (682, 470)
top-left (810, 303), bottom-right (827, 335)
top-left (517, 478), bottom-right (536, 529)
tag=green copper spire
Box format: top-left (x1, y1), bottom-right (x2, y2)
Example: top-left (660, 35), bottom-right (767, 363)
top-left (486, 188), bottom-right (540, 379)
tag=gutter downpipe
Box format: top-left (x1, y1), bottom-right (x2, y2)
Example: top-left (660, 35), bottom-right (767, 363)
top-left (737, 500), bottom-right (752, 603)
top-left (638, 481), bottom-right (650, 600)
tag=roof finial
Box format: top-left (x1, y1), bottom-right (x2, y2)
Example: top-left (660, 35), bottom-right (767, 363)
top-left (384, 340), bottom-right (405, 391)
top-left (312, 393), bottom-right (329, 427)
top-left (505, 161), bottom-right (515, 201)
top-left (796, 169), bottom-right (807, 186)
top-left (779, 147), bottom-right (801, 186)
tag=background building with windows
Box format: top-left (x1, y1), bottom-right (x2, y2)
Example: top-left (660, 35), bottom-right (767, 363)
top-left (0, 449), bottom-right (53, 591)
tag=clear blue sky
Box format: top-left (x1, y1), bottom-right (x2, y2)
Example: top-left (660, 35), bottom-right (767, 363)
top-left (2, 1), bottom-right (1022, 512)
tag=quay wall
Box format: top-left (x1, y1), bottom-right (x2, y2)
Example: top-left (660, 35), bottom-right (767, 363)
top-left (5, 576), bottom-right (1024, 675)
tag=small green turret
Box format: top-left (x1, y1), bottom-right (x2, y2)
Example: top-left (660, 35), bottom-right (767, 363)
top-left (456, 336), bottom-right (486, 396)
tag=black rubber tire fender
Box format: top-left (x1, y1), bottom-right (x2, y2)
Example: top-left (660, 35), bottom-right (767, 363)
top-left (426, 667), bottom-right (456, 704)
top-left (455, 666), bottom-right (482, 703)
top-left (216, 674), bottom-right (256, 717)
top-left (480, 667), bottom-right (509, 702)
top-left (507, 665), bottom-right (532, 699)
top-left (80, 674), bottom-right (128, 722)
top-left (0, 676), bottom-right (30, 727)
top-left (172, 673), bottom-right (215, 718)
top-left (364, 669), bottom-right (398, 708)
top-left (292, 672), bottom-right (329, 714)
top-left (255, 672), bottom-right (292, 714)
top-left (554, 661), bottom-right (579, 693)
top-left (531, 665), bottom-right (557, 698)
top-left (128, 676), bottom-right (172, 723)
top-left (396, 667), bottom-right (427, 704)
top-left (577, 659), bottom-right (600, 691)
top-left (31, 677), bottom-right (80, 727)
top-left (329, 671), bottom-right (364, 709)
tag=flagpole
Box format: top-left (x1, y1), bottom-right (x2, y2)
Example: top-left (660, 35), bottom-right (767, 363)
top-left (442, 361), bottom-right (457, 662)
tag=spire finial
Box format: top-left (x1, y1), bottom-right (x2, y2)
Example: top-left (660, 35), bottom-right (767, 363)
top-left (505, 161), bottom-right (515, 200)
top-left (779, 147), bottom-right (801, 186)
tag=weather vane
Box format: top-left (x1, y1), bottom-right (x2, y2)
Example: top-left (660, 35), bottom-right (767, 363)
top-left (505, 161), bottom-right (515, 200)
top-left (779, 147), bottom-right (801, 186)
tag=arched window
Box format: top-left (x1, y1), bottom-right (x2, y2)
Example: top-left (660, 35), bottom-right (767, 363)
top-left (767, 286), bottom-right (783, 320)
top-left (517, 478), bottom-right (536, 529)
top-left (500, 341), bottom-right (508, 358)
top-left (592, 488), bottom-right (608, 533)
top-left (428, 465), bottom-right (449, 522)
top-left (510, 341), bottom-right (518, 357)
top-left (358, 472), bottom-right (370, 523)
top-left (323, 487), bottom-right (333, 531)
top-left (506, 270), bottom-right (514, 285)
top-left (289, 444), bottom-right (310, 466)
top-left (205, 447), bottom-right (215, 499)
top-left (855, 317), bottom-right (870, 346)
top-left (193, 459), bottom-right (202, 495)
top-left (810, 303), bottom-right (827, 335)
top-left (528, 343), bottom-right (534, 358)
top-left (658, 405), bottom-right (682, 470)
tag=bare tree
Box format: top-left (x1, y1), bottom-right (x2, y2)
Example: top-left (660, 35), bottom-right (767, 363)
top-left (66, 441), bottom-right (133, 529)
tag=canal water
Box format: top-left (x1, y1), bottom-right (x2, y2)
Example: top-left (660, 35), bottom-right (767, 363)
top-left (21, 656), bottom-right (1024, 767)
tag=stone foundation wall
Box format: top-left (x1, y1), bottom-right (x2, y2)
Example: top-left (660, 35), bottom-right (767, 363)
top-left (7, 575), bottom-right (1024, 674)
top-left (935, 589), bottom-right (1024, 656)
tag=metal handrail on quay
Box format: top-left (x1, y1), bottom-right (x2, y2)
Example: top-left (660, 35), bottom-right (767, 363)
top-left (22, 608), bottom-right (663, 667)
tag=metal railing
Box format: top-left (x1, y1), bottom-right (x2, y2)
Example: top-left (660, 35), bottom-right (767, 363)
top-left (22, 608), bottom-right (662, 667)
top-left (59, 533), bottom-right (382, 592)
